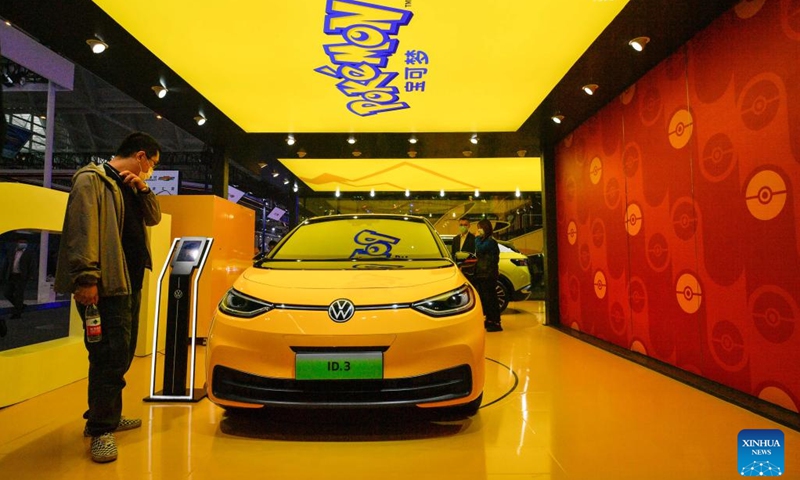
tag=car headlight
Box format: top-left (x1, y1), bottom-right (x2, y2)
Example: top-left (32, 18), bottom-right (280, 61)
top-left (218, 289), bottom-right (273, 318)
top-left (412, 285), bottom-right (475, 317)
top-left (510, 258), bottom-right (528, 267)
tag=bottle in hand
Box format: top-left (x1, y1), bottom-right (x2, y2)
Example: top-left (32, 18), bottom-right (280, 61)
top-left (85, 304), bottom-right (102, 343)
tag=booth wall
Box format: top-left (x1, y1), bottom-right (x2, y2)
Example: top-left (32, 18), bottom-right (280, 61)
top-left (157, 195), bottom-right (255, 337)
top-left (555, 0), bottom-right (800, 413)
top-left (0, 183), bottom-right (171, 406)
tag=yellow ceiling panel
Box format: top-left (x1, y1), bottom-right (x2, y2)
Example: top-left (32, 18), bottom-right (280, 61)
top-left (280, 157), bottom-right (541, 192)
top-left (93, 0), bottom-right (628, 133)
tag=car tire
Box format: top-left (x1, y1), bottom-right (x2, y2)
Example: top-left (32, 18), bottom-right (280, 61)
top-left (496, 279), bottom-right (510, 312)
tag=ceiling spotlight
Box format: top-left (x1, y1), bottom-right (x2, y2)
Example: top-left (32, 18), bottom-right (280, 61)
top-left (582, 83), bottom-right (599, 96)
top-left (286, 134), bottom-right (295, 146)
top-left (194, 115), bottom-right (207, 126)
top-left (474, 189), bottom-right (480, 198)
top-left (293, 182), bottom-right (299, 193)
top-left (629, 36), bottom-right (650, 52)
top-left (155, 114), bottom-right (163, 120)
top-left (283, 178), bottom-right (290, 185)
top-left (551, 114), bottom-right (565, 124)
top-left (347, 136), bottom-right (357, 145)
top-left (151, 85), bottom-right (168, 98)
top-left (515, 187), bottom-right (521, 198)
top-left (258, 162), bottom-right (267, 169)
top-left (408, 136), bottom-right (417, 144)
top-left (470, 134), bottom-right (479, 145)
top-left (86, 38), bottom-right (108, 54)
top-left (272, 170), bottom-right (280, 178)
top-left (335, 186), bottom-right (341, 198)
top-left (517, 149), bottom-right (527, 157)
top-left (297, 148), bottom-right (307, 158)
top-left (352, 149), bottom-right (362, 157)
top-left (407, 149), bottom-right (417, 158)
top-left (370, 188), bottom-right (375, 197)
top-left (440, 189), bottom-right (446, 197)
top-left (462, 149), bottom-right (473, 157)
top-left (405, 188), bottom-right (410, 197)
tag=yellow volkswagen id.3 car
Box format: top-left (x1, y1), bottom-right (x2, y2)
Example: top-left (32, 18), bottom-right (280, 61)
top-left (207, 214), bottom-right (485, 416)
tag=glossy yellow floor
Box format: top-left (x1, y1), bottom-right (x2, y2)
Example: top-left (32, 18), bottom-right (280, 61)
top-left (1, 301), bottom-right (797, 479)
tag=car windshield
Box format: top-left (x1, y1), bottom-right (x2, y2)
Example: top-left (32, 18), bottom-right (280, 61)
top-left (269, 216), bottom-right (447, 261)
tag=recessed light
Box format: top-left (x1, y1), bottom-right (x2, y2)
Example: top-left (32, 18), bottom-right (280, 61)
top-left (151, 85), bottom-right (168, 98)
top-left (86, 38), bottom-right (108, 54)
top-left (347, 136), bottom-right (356, 145)
top-left (582, 84), bottom-right (599, 95)
top-left (629, 36), bottom-right (650, 52)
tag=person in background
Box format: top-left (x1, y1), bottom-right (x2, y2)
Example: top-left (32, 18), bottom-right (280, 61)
top-left (473, 219), bottom-right (502, 332)
top-left (451, 218), bottom-right (476, 258)
top-left (3, 237), bottom-right (36, 320)
top-left (54, 132), bottom-right (162, 463)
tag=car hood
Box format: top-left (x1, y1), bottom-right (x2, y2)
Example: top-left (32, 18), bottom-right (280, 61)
top-left (237, 261), bottom-right (464, 305)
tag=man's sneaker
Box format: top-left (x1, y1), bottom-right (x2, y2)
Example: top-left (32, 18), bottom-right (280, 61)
top-left (84, 416), bottom-right (142, 437)
top-left (90, 433), bottom-right (117, 463)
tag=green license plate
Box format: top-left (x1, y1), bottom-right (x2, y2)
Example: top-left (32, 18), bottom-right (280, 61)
top-left (295, 352), bottom-right (383, 380)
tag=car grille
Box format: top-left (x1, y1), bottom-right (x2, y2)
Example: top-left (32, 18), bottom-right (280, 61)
top-left (212, 364), bottom-right (473, 407)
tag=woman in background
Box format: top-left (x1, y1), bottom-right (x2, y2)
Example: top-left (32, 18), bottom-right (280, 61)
top-left (473, 219), bottom-right (502, 332)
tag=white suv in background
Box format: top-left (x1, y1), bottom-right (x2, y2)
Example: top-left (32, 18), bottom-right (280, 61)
top-left (440, 235), bottom-right (531, 312)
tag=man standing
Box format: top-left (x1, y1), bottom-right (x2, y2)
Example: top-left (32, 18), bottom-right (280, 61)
top-left (55, 132), bottom-right (162, 463)
top-left (451, 217), bottom-right (476, 258)
top-left (3, 237), bottom-right (35, 320)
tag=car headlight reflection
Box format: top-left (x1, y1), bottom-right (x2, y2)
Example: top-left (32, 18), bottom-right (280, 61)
top-left (412, 285), bottom-right (475, 317)
top-left (219, 289), bottom-right (273, 318)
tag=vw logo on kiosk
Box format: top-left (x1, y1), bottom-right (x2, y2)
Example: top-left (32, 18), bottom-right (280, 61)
top-left (328, 299), bottom-right (355, 323)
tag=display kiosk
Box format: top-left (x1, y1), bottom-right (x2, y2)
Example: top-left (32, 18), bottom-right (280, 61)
top-left (145, 237), bottom-right (213, 402)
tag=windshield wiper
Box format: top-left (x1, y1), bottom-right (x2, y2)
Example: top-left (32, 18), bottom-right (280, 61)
top-left (351, 263), bottom-right (405, 269)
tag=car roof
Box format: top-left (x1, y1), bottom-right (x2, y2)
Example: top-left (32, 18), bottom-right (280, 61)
top-left (303, 214), bottom-right (431, 226)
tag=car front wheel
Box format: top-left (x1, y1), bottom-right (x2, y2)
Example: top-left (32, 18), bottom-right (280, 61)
top-left (496, 279), bottom-right (510, 312)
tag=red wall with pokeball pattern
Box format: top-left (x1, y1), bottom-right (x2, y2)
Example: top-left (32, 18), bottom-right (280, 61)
top-left (555, 0), bottom-right (800, 413)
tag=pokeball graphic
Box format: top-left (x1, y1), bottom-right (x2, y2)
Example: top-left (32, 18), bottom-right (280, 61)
top-left (735, 0), bottom-right (766, 19)
top-left (745, 169), bottom-right (787, 221)
top-left (782, 0), bottom-right (800, 40)
top-left (700, 133), bottom-right (736, 182)
top-left (589, 157), bottom-right (603, 185)
top-left (565, 177), bottom-right (577, 202)
top-left (625, 203), bottom-right (643, 236)
top-left (750, 285), bottom-right (797, 344)
top-left (609, 302), bottom-right (627, 335)
top-left (646, 233), bottom-right (670, 272)
top-left (591, 219), bottom-right (605, 248)
top-left (579, 244), bottom-right (592, 271)
top-left (639, 86), bottom-right (663, 127)
top-left (567, 221), bottom-right (578, 246)
top-left (622, 143), bottom-right (642, 178)
top-left (676, 273), bottom-right (702, 314)
top-left (593, 270), bottom-right (607, 299)
top-left (738, 75), bottom-right (781, 131)
top-left (620, 85), bottom-right (636, 105)
top-left (605, 177), bottom-right (622, 209)
top-left (568, 275), bottom-right (581, 302)
top-left (628, 277), bottom-right (647, 313)
top-left (668, 109), bottom-right (694, 150)
top-left (671, 198), bottom-right (698, 240)
top-left (709, 320), bottom-right (746, 371)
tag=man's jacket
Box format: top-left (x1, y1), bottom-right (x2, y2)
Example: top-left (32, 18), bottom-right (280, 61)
top-left (54, 163), bottom-right (161, 296)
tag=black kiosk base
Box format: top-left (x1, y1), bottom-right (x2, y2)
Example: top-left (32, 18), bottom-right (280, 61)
top-left (145, 237), bottom-right (213, 403)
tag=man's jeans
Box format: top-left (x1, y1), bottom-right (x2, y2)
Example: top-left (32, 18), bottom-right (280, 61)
top-left (77, 291), bottom-right (141, 436)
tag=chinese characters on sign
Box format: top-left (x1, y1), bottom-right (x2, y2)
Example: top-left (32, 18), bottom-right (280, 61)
top-left (404, 49), bottom-right (429, 92)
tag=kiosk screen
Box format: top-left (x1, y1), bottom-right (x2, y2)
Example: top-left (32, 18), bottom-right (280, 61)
top-left (177, 241), bottom-right (202, 262)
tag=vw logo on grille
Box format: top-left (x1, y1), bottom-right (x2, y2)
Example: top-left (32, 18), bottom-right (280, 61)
top-left (173, 289), bottom-right (184, 299)
top-left (328, 299), bottom-right (355, 323)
